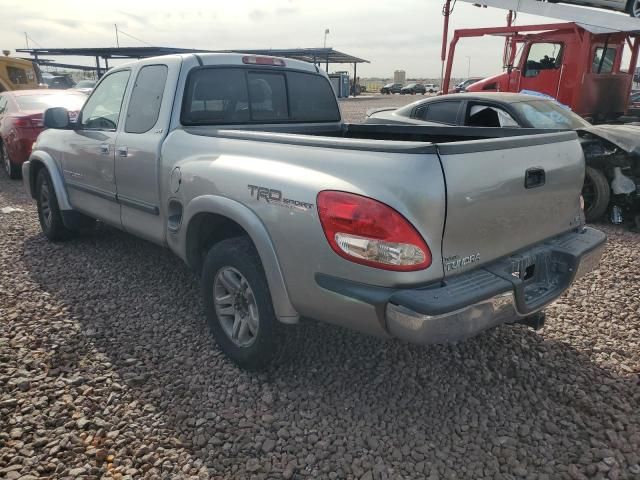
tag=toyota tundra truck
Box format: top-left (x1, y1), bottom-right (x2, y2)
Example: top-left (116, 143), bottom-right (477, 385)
top-left (22, 53), bottom-right (606, 369)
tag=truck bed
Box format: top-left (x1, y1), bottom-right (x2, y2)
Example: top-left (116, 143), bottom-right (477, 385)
top-left (183, 123), bottom-right (565, 153)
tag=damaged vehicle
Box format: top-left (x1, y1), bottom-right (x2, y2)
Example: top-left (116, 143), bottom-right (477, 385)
top-left (366, 92), bottom-right (640, 224)
top-left (22, 54), bottom-right (605, 369)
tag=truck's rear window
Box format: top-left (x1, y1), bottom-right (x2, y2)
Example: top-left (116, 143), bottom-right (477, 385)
top-left (182, 67), bottom-right (341, 125)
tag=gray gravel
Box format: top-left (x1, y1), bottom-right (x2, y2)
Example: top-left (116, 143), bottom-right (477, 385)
top-left (1, 102), bottom-right (639, 479)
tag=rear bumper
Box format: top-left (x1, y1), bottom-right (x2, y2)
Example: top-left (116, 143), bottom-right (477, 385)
top-left (317, 227), bottom-right (606, 345)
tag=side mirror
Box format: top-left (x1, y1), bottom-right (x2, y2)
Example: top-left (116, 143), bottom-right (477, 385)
top-left (43, 107), bottom-right (71, 129)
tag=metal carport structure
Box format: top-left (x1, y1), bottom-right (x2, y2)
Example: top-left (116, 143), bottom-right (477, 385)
top-left (16, 46), bottom-right (369, 94)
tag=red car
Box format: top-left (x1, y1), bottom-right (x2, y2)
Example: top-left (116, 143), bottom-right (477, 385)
top-left (0, 89), bottom-right (86, 179)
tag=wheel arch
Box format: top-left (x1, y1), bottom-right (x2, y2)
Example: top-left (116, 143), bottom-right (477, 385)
top-left (179, 195), bottom-right (299, 323)
top-left (25, 150), bottom-right (72, 210)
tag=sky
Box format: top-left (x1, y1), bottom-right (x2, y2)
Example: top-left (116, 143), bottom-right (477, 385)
top-left (0, 0), bottom-right (581, 79)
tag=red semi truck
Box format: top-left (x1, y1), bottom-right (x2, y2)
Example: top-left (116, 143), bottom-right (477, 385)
top-left (443, 22), bottom-right (640, 122)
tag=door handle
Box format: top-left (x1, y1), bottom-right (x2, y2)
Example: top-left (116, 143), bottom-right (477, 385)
top-left (525, 168), bottom-right (545, 189)
top-left (99, 144), bottom-right (110, 155)
top-left (117, 146), bottom-right (128, 157)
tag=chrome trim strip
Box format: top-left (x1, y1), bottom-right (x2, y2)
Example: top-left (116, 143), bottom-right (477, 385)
top-left (66, 181), bottom-right (117, 203)
top-left (117, 194), bottom-right (160, 215)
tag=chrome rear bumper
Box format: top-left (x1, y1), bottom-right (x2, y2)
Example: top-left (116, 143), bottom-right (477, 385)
top-left (385, 227), bottom-right (606, 344)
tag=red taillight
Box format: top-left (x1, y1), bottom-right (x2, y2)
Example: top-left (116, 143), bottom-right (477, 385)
top-left (12, 115), bottom-right (43, 128)
top-left (317, 191), bottom-right (432, 271)
top-left (242, 55), bottom-right (286, 67)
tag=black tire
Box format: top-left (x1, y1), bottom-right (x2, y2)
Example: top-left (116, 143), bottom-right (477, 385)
top-left (1, 142), bottom-right (21, 179)
top-left (582, 166), bottom-right (610, 222)
top-left (36, 169), bottom-right (74, 241)
top-left (628, 0), bottom-right (640, 17)
top-left (201, 236), bottom-right (278, 370)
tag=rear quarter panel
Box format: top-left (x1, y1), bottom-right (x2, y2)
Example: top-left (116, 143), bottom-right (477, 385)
top-left (161, 129), bottom-right (447, 325)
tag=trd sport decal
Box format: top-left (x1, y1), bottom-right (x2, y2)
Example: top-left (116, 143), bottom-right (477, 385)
top-left (248, 185), bottom-right (314, 211)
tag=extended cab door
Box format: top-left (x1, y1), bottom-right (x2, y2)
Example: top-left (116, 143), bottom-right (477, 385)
top-left (114, 57), bottom-right (181, 244)
top-left (63, 69), bottom-right (131, 227)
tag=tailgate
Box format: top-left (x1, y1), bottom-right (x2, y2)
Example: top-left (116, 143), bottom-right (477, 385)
top-left (437, 132), bottom-right (584, 276)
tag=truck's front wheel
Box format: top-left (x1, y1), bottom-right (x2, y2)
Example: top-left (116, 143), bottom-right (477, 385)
top-left (36, 169), bottom-right (74, 241)
top-left (201, 236), bottom-right (277, 370)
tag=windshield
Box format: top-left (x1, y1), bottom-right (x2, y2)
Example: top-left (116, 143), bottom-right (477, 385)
top-left (405, 84), bottom-right (416, 88)
top-left (384, 83), bottom-right (394, 88)
top-left (16, 93), bottom-right (87, 112)
top-left (511, 100), bottom-right (590, 129)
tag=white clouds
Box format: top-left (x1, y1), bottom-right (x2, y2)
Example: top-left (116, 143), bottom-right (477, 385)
top-left (0, 0), bottom-right (558, 77)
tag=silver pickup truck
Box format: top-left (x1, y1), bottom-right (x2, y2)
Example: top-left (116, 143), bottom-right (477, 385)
top-left (23, 53), bottom-right (606, 369)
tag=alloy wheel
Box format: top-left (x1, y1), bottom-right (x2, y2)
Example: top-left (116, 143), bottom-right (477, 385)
top-left (40, 179), bottom-right (52, 229)
top-left (632, 0), bottom-right (640, 17)
top-left (213, 267), bottom-right (259, 347)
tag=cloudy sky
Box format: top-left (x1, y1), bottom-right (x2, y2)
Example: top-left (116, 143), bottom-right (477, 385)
top-left (0, 0), bottom-right (578, 78)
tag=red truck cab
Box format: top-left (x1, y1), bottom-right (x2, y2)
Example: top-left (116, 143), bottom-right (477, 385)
top-left (446, 23), bottom-right (639, 122)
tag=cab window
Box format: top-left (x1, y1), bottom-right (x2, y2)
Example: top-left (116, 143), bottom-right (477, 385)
top-left (80, 70), bottom-right (130, 130)
top-left (592, 47), bottom-right (617, 74)
top-left (125, 65), bottom-right (168, 133)
top-left (182, 68), bottom-right (340, 125)
top-left (524, 43), bottom-right (563, 78)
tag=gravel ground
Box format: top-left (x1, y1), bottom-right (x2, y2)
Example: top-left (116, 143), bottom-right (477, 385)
top-left (1, 106), bottom-right (639, 479)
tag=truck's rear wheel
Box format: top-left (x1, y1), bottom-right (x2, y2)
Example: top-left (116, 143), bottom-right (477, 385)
top-left (36, 169), bottom-right (74, 241)
top-left (582, 167), bottom-right (610, 222)
top-left (201, 236), bottom-right (277, 370)
top-left (629, 0), bottom-right (640, 17)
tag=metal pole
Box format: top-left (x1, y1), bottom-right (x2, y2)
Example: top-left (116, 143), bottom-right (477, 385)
top-left (24, 32), bottom-right (30, 50)
top-left (441, 0), bottom-right (452, 89)
top-left (353, 62), bottom-right (357, 97)
top-left (115, 24), bottom-right (120, 48)
top-left (442, 33), bottom-right (459, 96)
top-left (95, 56), bottom-right (101, 79)
top-left (466, 56), bottom-right (471, 78)
top-left (503, 10), bottom-right (513, 68)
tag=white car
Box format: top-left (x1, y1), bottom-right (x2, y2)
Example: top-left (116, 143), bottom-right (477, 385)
top-left (547, 0), bottom-right (640, 17)
top-left (424, 83), bottom-right (439, 93)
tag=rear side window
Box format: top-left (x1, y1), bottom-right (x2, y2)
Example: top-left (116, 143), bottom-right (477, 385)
top-left (182, 67), bottom-right (340, 125)
top-left (125, 65), bottom-right (168, 133)
top-left (422, 101), bottom-right (460, 124)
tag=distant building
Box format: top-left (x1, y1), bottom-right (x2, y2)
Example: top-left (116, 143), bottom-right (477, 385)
top-left (393, 70), bottom-right (406, 84)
